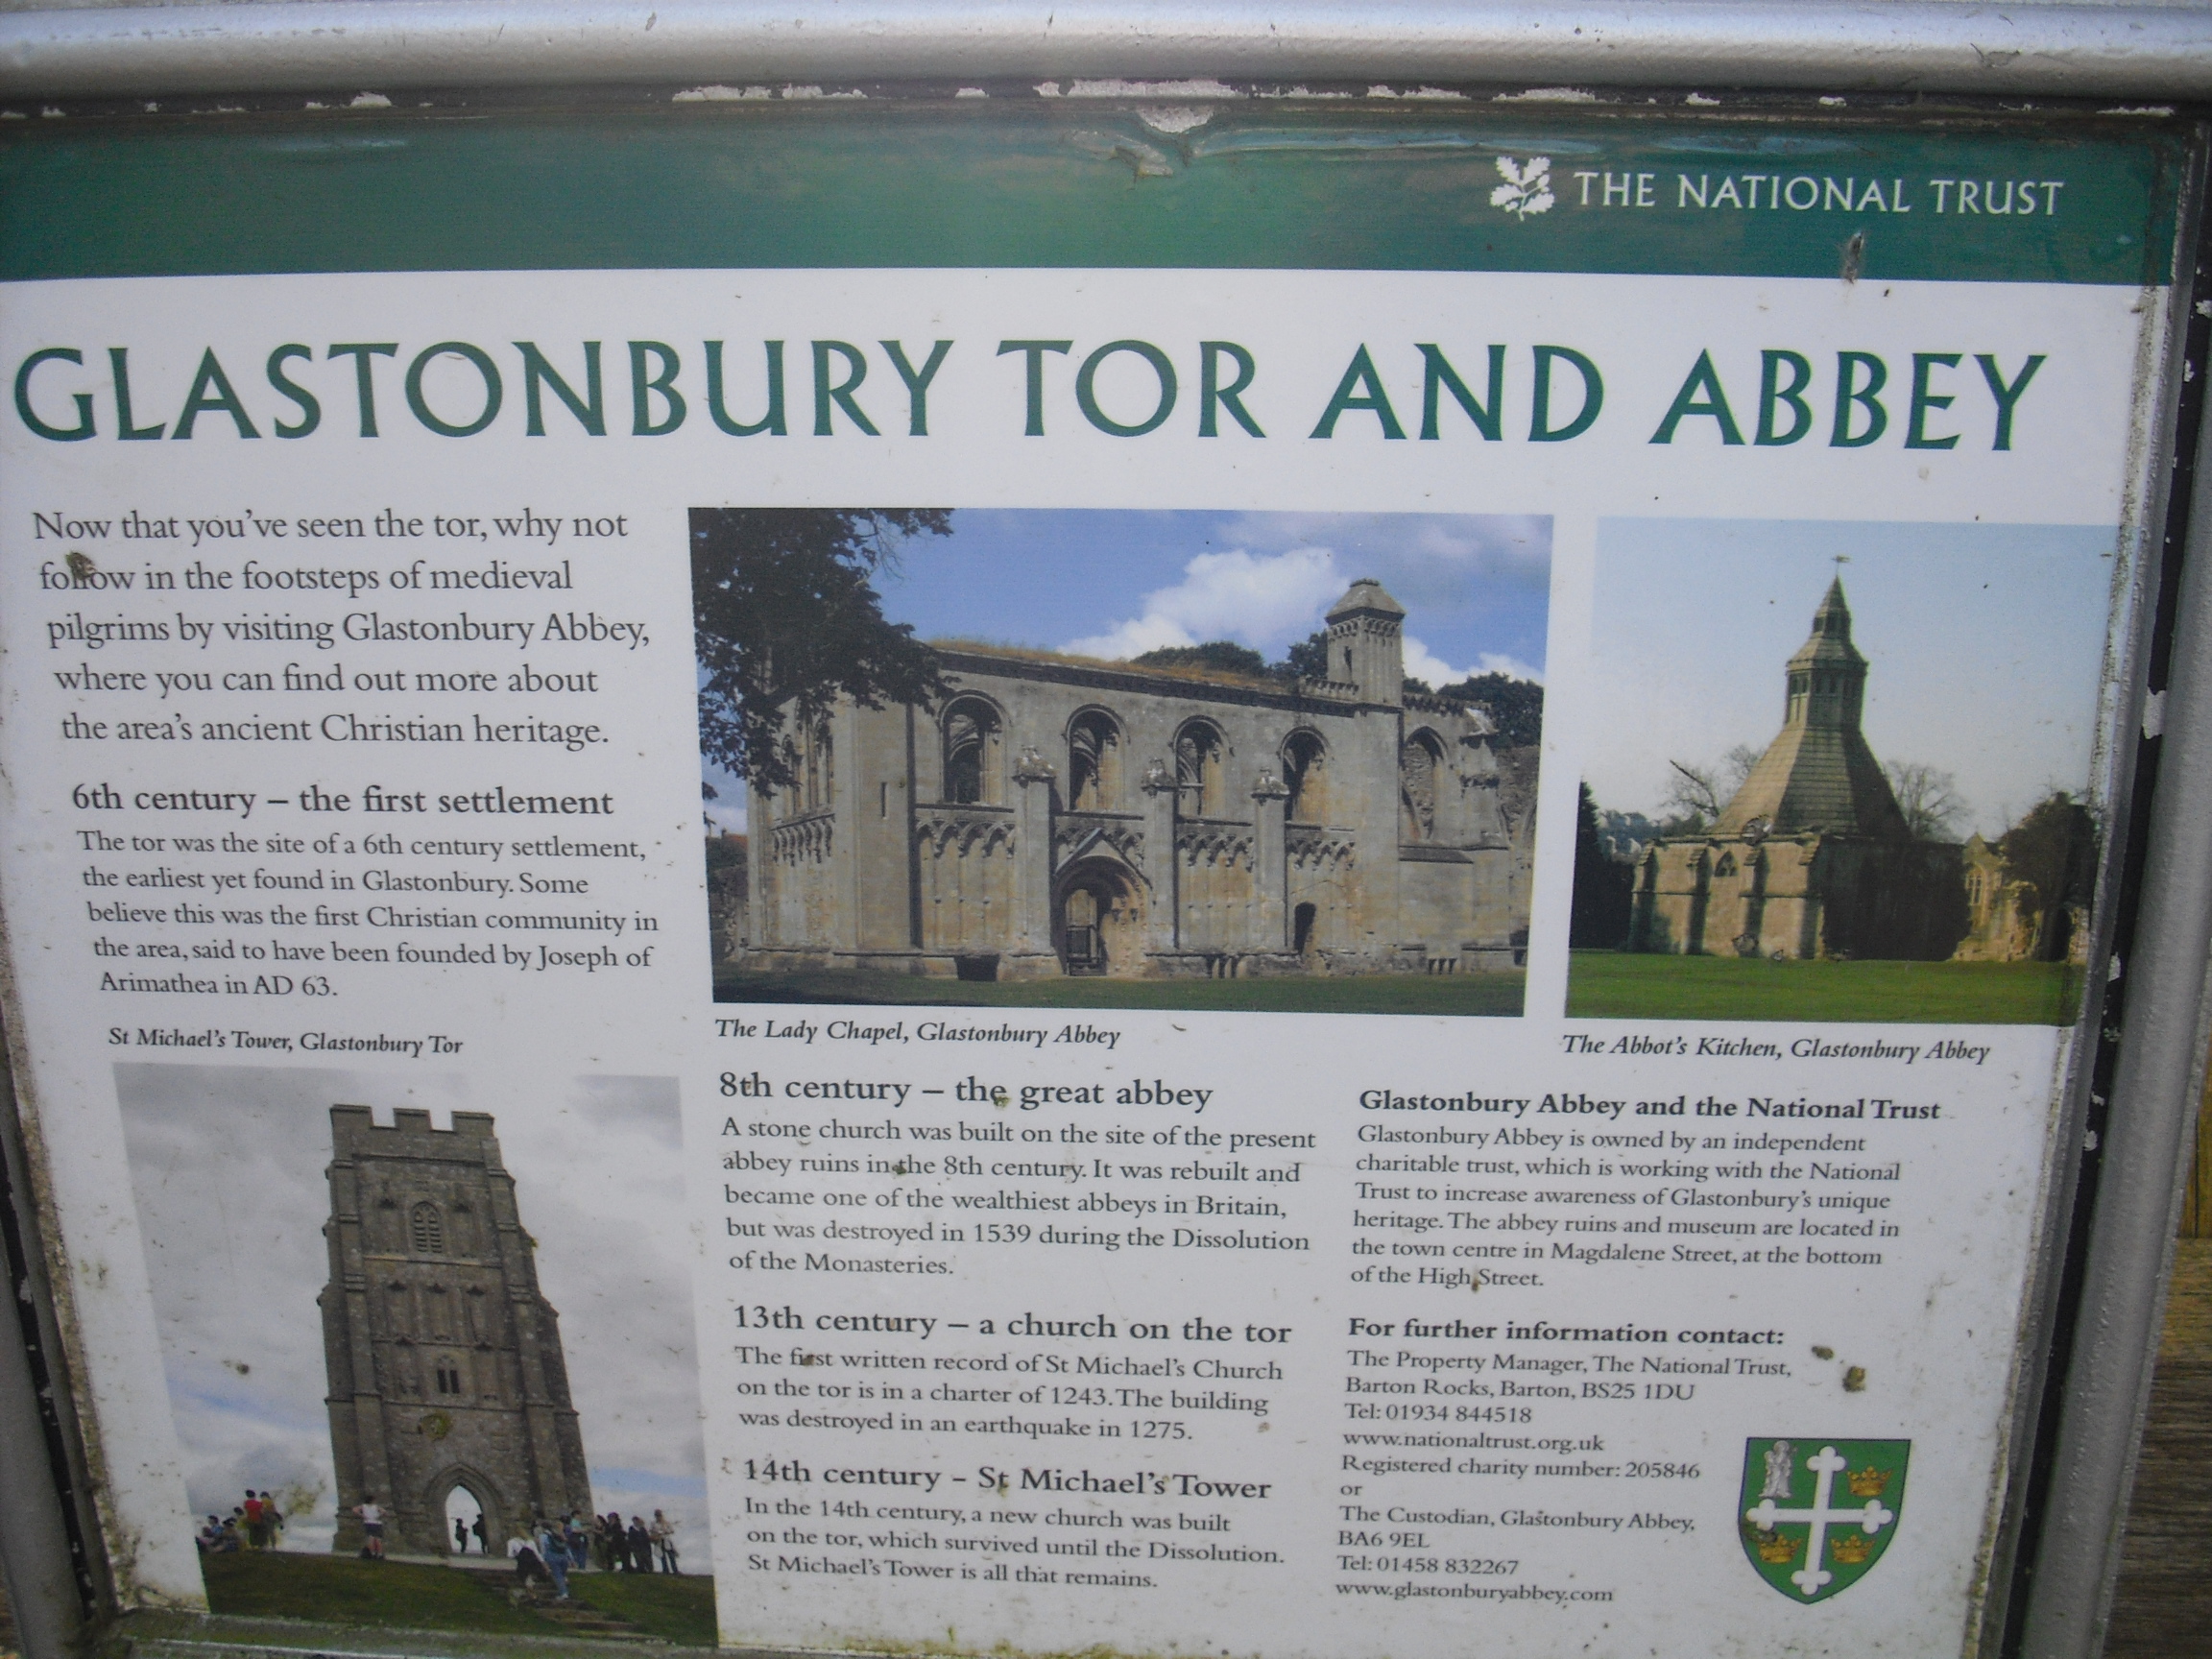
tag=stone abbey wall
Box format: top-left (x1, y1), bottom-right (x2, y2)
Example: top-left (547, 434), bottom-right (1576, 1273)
top-left (743, 583), bottom-right (1536, 980)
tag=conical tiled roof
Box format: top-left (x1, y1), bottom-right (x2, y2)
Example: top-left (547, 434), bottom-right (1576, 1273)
top-left (1712, 579), bottom-right (1910, 839)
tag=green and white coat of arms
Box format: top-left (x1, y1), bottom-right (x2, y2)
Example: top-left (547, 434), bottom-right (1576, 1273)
top-left (1739, 1437), bottom-right (1911, 1602)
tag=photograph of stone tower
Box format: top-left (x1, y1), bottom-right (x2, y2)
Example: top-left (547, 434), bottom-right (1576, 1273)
top-left (321, 1105), bottom-right (592, 1556)
top-left (695, 508), bottom-right (1549, 1016)
top-left (1571, 519), bottom-right (2111, 1023)
top-left (113, 1065), bottom-right (708, 1635)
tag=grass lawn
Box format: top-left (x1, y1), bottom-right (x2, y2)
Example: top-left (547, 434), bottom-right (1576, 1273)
top-left (561, 1570), bottom-right (718, 1645)
top-left (200, 1552), bottom-right (544, 1635)
top-left (714, 964), bottom-right (1525, 1017)
top-left (199, 1552), bottom-right (717, 1646)
top-left (1565, 951), bottom-right (2082, 1024)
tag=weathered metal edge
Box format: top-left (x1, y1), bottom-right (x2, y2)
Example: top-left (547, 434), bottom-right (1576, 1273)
top-left (2013, 207), bottom-right (2212, 1659)
top-left (1, 0), bottom-right (2211, 102)
top-left (0, 985), bottom-right (108, 1651)
top-left (1976, 127), bottom-right (2212, 1659)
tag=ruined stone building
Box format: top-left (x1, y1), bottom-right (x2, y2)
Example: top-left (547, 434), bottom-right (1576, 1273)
top-left (742, 580), bottom-right (1538, 979)
top-left (1623, 577), bottom-right (2092, 966)
top-left (1631, 579), bottom-right (1969, 961)
top-left (321, 1106), bottom-right (592, 1555)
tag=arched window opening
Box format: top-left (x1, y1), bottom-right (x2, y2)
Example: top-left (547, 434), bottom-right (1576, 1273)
top-left (1400, 733), bottom-right (1444, 842)
top-left (943, 699), bottom-right (1003, 805)
top-left (434, 1360), bottom-right (464, 1395)
top-left (1292, 902), bottom-right (1318, 954)
top-left (411, 1202), bottom-right (445, 1255)
top-left (798, 720), bottom-right (834, 813)
top-left (1283, 731), bottom-right (1328, 823)
top-left (1175, 723), bottom-right (1225, 818)
top-left (1067, 712), bottom-right (1121, 811)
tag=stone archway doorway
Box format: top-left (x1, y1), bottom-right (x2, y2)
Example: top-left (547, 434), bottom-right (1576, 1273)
top-left (1055, 861), bottom-right (1143, 976)
top-left (426, 1465), bottom-right (507, 1557)
top-left (445, 1484), bottom-right (485, 1555)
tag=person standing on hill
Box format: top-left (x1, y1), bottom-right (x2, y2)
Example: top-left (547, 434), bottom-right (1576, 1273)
top-left (262, 1493), bottom-right (284, 1551)
top-left (243, 1491), bottom-right (266, 1550)
top-left (353, 1494), bottom-right (385, 1559)
top-left (536, 1520), bottom-right (571, 1599)
top-left (651, 1511), bottom-right (679, 1574)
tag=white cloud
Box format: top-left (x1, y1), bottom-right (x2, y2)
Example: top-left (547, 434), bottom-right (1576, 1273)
top-left (1404, 635), bottom-right (1545, 688)
top-left (1061, 545), bottom-right (1341, 661)
top-left (1222, 512), bottom-right (1551, 608)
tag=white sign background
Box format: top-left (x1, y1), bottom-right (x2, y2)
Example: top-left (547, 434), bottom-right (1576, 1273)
top-left (0, 267), bottom-right (2165, 1658)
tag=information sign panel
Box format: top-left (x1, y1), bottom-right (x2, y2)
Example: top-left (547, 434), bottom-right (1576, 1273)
top-left (0, 92), bottom-right (2199, 1659)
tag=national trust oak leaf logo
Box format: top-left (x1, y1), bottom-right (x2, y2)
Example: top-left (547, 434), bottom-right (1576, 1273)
top-left (1490, 156), bottom-right (1555, 219)
top-left (1738, 1437), bottom-right (1910, 1603)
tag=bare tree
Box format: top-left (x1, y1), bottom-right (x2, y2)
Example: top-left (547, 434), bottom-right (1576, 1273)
top-left (1885, 760), bottom-right (1970, 841)
top-left (1660, 759), bottom-right (1724, 826)
top-left (1721, 743), bottom-right (1761, 795)
top-left (1659, 745), bottom-right (1762, 830)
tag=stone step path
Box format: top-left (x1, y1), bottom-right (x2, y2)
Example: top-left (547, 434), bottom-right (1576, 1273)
top-left (465, 1573), bottom-right (661, 1643)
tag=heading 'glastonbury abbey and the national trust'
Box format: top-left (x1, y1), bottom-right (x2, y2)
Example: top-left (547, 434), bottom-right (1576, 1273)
top-left (737, 580), bottom-right (1537, 982)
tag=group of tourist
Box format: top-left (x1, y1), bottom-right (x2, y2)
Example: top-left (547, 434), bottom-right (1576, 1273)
top-left (194, 1490), bottom-right (286, 1554)
top-left (190, 1491), bottom-right (683, 1580)
top-left (502, 1509), bottom-right (681, 1597)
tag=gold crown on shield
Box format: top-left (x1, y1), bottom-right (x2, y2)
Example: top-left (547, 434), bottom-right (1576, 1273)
top-left (1846, 1466), bottom-right (1891, 1499)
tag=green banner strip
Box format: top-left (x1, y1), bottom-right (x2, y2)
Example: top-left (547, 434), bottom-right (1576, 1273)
top-left (0, 105), bottom-right (2189, 285)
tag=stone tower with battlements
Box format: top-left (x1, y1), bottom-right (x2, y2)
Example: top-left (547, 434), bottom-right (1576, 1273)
top-left (1324, 577), bottom-right (1408, 707)
top-left (320, 1106), bottom-right (592, 1556)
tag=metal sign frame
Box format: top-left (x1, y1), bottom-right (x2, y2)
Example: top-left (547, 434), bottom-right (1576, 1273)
top-left (2, 8), bottom-right (2211, 1659)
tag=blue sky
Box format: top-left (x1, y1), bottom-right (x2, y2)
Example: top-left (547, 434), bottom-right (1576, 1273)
top-left (1580, 519), bottom-right (2124, 838)
top-left (705, 509), bottom-right (1551, 830)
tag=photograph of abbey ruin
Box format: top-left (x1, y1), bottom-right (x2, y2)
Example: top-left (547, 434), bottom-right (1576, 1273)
top-left (114, 1065), bottom-right (716, 1647)
top-left (698, 509), bottom-right (1550, 1015)
top-left (1569, 519), bottom-right (2110, 1024)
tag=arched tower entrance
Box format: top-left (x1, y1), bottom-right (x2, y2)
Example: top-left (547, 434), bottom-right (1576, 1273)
top-left (436, 1465), bottom-right (505, 1554)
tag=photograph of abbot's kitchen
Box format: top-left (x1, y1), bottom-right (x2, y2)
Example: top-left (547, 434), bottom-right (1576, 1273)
top-left (696, 508), bottom-right (1550, 1015)
top-left (1569, 519), bottom-right (2110, 1024)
